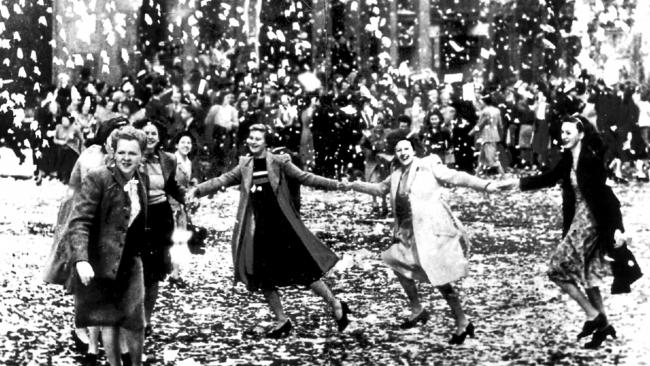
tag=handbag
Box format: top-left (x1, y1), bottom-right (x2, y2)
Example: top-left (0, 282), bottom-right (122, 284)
top-left (186, 218), bottom-right (208, 255)
top-left (609, 243), bottom-right (643, 294)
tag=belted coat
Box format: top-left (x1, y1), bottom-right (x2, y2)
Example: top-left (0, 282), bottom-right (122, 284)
top-left (352, 155), bottom-right (489, 286)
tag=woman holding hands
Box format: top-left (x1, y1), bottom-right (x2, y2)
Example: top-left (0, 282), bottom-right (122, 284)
top-left (186, 124), bottom-right (352, 338)
top-left (351, 137), bottom-right (507, 344)
top-left (504, 116), bottom-right (629, 349)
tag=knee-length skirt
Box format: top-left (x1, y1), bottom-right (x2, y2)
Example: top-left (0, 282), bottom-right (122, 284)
top-left (72, 256), bottom-right (145, 331)
top-left (547, 199), bottom-right (611, 288)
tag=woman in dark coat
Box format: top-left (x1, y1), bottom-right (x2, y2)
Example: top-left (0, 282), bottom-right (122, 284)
top-left (187, 123), bottom-right (352, 338)
top-left (67, 126), bottom-right (148, 366)
top-left (135, 119), bottom-right (186, 336)
top-left (507, 116), bottom-right (626, 349)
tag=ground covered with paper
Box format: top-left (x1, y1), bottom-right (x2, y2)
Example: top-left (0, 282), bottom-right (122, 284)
top-left (1, 176), bottom-right (648, 365)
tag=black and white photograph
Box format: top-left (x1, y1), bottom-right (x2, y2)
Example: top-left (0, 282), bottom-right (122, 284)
top-left (0, 0), bottom-right (648, 365)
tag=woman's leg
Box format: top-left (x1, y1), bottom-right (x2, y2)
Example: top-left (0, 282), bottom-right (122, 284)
top-left (262, 288), bottom-right (289, 326)
top-left (585, 287), bottom-right (606, 316)
top-left (87, 327), bottom-right (100, 355)
top-left (437, 284), bottom-right (469, 334)
top-left (100, 327), bottom-right (120, 366)
top-left (144, 281), bottom-right (159, 327)
top-left (394, 272), bottom-right (423, 317)
top-left (121, 327), bottom-right (144, 366)
top-left (555, 281), bottom-right (600, 319)
top-left (310, 280), bottom-right (342, 318)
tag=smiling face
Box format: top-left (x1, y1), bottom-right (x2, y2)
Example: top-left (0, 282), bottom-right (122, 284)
top-left (114, 139), bottom-right (143, 178)
top-left (142, 123), bottom-right (160, 151)
top-left (246, 130), bottom-right (267, 156)
top-left (561, 122), bottom-right (584, 150)
top-left (395, 140), bottom-right (415, 166)
top-left (176, 135), bottom-right (193, 157)
top-left (429, 114), bottom-right (441, 127)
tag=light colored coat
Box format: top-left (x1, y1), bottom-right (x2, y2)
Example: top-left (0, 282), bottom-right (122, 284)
top-left (352, 155), bottom-right (488, 286)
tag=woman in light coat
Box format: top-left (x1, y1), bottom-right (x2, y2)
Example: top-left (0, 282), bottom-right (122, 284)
top-left (351, 137), bottom-right (504, 344)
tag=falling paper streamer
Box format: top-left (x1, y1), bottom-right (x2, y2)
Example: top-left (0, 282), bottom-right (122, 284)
top-left (297, 72), bottom-right (322, 92)
top-left (198, 79), bottom-right (207, 95)
top-left (448, 40), bottom-right (464, 52)
top-left (121, 48), bottom-right (129, 64)
top-left (0, 5), bottom-right (9, 19)
top-left (542, 38), bottom-right (556, 49)
top-left (444, 73), bottom-right (463, 84)
top-left (74, 54), bottom-right (84, 66)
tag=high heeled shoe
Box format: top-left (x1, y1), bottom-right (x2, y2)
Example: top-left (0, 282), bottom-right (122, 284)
top-left (577, 313), bottom-right (607, 339)
top-left (265, 319), bottom-right (292, 339)
top-left (399, 309), bottom-right (430, 329)
top-left (448, 322), bottom-right (475, 345)
top-left (334, 301), bottom-right (352, 332)
top-left (584, 324), bottom-right (617, 349)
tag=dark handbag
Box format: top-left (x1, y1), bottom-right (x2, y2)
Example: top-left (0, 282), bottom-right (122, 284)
top-left (609, 243), bottom-right (643, 294)
top-left (186, 221), bottom-right (208, 255)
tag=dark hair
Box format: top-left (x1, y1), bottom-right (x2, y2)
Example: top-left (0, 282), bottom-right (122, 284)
top-left (133, 118), bottom-right (167, 150)
top-left (563, 115), bottom-right (604, 155)
top-left (397, 115), bottom-right (412, 126)
top-left (89, 117), bottom-right (129, 148)
top-left (172, 131), bottom-right (196, 156)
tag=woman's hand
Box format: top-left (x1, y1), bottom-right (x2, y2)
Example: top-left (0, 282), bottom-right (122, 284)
top-left (614, 229), bottom-right (627, 248)
top-left (185, 188), bottom-right (201, 214)
top-left (76, 261), bottom-right (95, 286)
top-left (495, 178), bottom-right (520, 191)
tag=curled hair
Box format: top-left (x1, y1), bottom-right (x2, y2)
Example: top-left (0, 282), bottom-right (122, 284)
top-left (111, 125), bottom-right (147, 153)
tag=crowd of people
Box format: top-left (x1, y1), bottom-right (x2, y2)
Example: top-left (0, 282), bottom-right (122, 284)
top-left (3, 58), bottom-right (650, 197)
top-left (0, 49), bottom-right (647, 365)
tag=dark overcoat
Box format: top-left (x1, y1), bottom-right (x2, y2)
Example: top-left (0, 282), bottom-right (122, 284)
top-left (195, 152), bottom-right (340, 287)
top-left (520, 145), bottom-right (624, 263)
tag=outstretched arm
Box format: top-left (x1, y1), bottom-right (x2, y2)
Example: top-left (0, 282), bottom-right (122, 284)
top-left (429, 155), bottom-right (493, 191)
top-left (194, 164), bottom-right (243, 197)
top-left (351, 176), bottom-right (391, 196)
top-left (280, 155), bottom-right (343, 190)
top-left (519, 156), bottom-right (566, 191)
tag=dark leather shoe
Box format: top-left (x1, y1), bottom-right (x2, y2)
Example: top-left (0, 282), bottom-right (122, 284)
top-left (121, 353), bottom-right (132, 366)
top-left (82, 353), bottom-right (98, 366)
top-left (399, 309), bottom-right (430, 329)
top-left (265, 320), bottom-right (292, 339)
top-left (584, 324), bottom-right (617, 349)
top-left (334, 301), bottom-right (352, 332)
top-left (449, 322), bottom-right (475, 345)
top-left (577, 313), bottom-right (607, 339)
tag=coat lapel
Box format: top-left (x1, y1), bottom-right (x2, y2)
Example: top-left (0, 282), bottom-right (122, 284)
top-left (240, 156), bottom-right (253, 191)
top-left (404, 158), bottom-right (421, 193)
top-left (158, 151), bottom-right (174, 183)
top-left (266, 152), bottom-right (281, 192)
